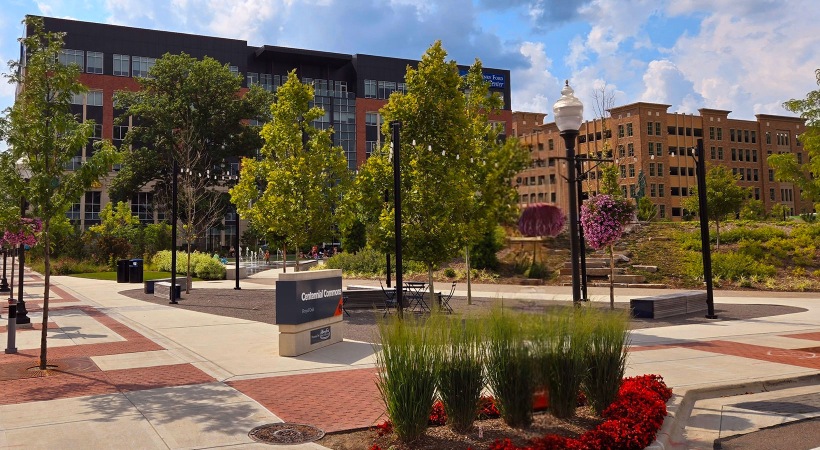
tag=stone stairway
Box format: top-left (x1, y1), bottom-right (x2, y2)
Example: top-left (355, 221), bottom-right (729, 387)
top-left (559, 254), bottom-right (665, 288)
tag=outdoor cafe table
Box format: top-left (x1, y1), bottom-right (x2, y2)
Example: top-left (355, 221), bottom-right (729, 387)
top-left (404, 281), bottom-right (430, 312)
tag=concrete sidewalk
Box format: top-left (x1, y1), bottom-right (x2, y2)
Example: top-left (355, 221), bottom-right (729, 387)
top-left (1, 270), bottom-right (818, 449)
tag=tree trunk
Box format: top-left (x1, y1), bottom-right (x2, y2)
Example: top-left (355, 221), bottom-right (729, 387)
top-left (39, 220), bottom-right (51, 370)
top-left (466, 246), bottom-right (472, 305)
top-left (282, 244), bottom-right (287, 273)
top-left (295, 243), bottom-right (300, 272)
top-left (186, 243), bottom-right (192, 293)
top-left (715, 220), bottom-right (721, 250)
top-left (608, 244), bottom-right (615, 310)
top-left (8, 252), bottom-right (15, 302)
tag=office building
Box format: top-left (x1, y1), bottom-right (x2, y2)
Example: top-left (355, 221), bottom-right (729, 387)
top-left (514, 103), bottom-right (810, 220)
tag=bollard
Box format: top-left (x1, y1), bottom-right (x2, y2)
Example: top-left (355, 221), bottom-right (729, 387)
top-left (5, 298), bottom-right (17, 354)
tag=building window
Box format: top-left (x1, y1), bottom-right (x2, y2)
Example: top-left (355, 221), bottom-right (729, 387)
top-left (247, 72), bottom-right (259, 86)
top-left (364, 80), bottom-right (377, 98)
top-left (731, 148), bottom-right (737, 161)
top-left (626, 123), bottom-right (633, 136)
top-left (629, 184), bottom-right (636, 197)
top-left (627, 143), bottom-right (634, 157)
top-left (132, 56), bottom-right (156, 78)
top-left (717, 147), bottom-right (724, 160)
top-left (647, 122), bottom-right (654, 135)
top-left (751, 131), bottom-right (756, 143)
top-left (548, 139), bottom-right (554, 150)
top-left (753, 169), bottom-right (759, 181)
top-left (86, 51), bottom-right (103, 74)
top-left (769, 189), bottom-right (775, 201)
top-left (648, 142), bottom-right (654, 157)
top-left (378, 81), bottom-right (397, 99)
top-left (619, 165), bottom-right (626, 178)
top-left (617, 124), bottom-right (624, 138)
top-left (657, 163), bottom-right (664, 176)
top-left (87, 90), bottom-right (103, 107)
top-left (59, 49), bottom-right (84, 69)
top-left (229, 66), bottom-right (239, 75)
top-left (649, 163), bottom-right (655, 177)
top-left (628, 164), bottom-right (635, 178)
top-left (754, 188), bottom-right (760, 200)
top-left (650, 183), bottom-right (656, 197)
top-left (717, 127), bottom-right (723, 140)
top-left (655, 122), bottom-right (661, 136)
top-left (659, 205), bottom-right (666, 218)
top-left (658, 184), bottom-right (665, 197)
top-left (709, 127), bottom-right (715, 140)
top-left (618, 145), bottom-right (625, 158)
top-left (397, 82), bottom-right (407, 94)
top-left (730, 129), bottom-right (736, 142)
top-left (738, 149), bottom-right (743, 162)
top-left (131, 192), bottom-right (153, 224)
top-left (710, 146), bottom-right (716, 159)
top-left (66, 200), bottom-right (81, 223)
top-left (744, 130), bottom-right (750, 143)
top-left (84, 191), bottom-right (101, 224)
top-left (70, 92), bottom-right (84, 105)
top-left (113, 54), bottom-right (129, 76)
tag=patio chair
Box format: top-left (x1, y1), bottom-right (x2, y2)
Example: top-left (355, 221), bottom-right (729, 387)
top-left (439, 282), bottom-right (456, 313)
top-left (380, 280), bottom-right (397, 317)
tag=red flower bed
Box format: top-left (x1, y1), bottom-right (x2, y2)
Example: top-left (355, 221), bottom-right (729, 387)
top-left (489, 374), bottom-right (673, 450)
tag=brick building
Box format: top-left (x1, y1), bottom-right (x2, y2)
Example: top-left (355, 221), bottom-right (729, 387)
top-left (513, 103), bottom-right (810, 220)
top-left (30, 16), bottom-right (512, 248)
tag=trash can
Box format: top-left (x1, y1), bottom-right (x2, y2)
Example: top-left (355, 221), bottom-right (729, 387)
top-left (116, 259), bottom-right (130, 283)
top-left (129, 258), bottom-right (144, 283)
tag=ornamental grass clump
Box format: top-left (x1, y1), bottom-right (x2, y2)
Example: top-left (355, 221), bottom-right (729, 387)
top-left (375, 314), bottom-right (441, 443)
top-left (583, 308), bottom-right (630, 415)
top-left (484, 308), bottom-right (536, 428)
top-left (434, 316), bottom-right (485, 433)
top-left (533, 308), bottom-right (591, 419)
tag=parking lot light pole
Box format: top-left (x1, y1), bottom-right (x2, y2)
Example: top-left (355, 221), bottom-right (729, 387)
top-left (553, 81), bottom-right (584, 304)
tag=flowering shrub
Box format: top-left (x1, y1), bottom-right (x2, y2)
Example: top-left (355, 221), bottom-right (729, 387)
top-left (489, 374), bottom-right (672, 450)
top-left (478, 395), bottom-right (501, 418)
top-left (518, 204), bottom-right (565, 237)
top-left (2, 217), bottom-right (43, 247)
top-left (579, 195), bottom-right (633, 250)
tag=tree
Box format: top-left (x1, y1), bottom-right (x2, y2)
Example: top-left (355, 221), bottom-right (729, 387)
top-left (683, 164), bottom-right (749, 249)
top-left (84, 201), bottom-right (142, 264)
top-left (739, 198), bottom-right (765, 221)
top-left (517, 204), bottom-right (565, 278)
top-left (347, 42), bottom-right (524, 302)
top-left (112, 52), bottom-right (273, 261)
top-left (769, 68), bottom-right (820, 212)
top-left (636, 197), bottom-right (657, 222)
top-left (580, 194), bottom-right (634, 309)
top-left (0, 17), bottom-right (119, 370)
top-left (230, 71), bottom-right (351, 272)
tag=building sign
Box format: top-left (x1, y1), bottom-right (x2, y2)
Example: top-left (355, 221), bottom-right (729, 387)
top-left (458, 69), bottom-right (506, 89)
top-left (276, 274), bottom-right (343, 325)
top-left (310, 326), bottom-right (332, 344)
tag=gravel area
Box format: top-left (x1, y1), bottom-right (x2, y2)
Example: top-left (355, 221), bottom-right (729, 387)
top-left (119, 287), bottom-right (806, 344)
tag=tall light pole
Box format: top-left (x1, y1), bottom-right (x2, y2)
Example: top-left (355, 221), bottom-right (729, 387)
top-left (554, 81), bottom-right (584, 304)
top-left (170, 158), bottom-right (179, 304)
top-left (391, 121), bottom-right (403, 317)
top-left (0, 250), bottom-right (8, 293)
top-left (693, 139), bottom-right (717, 318)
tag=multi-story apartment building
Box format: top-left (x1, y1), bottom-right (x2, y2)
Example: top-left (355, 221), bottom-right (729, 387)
top-left (514, 103), bottom-right (810, 220)
top-left (30, 16), bottom-right (512, 248)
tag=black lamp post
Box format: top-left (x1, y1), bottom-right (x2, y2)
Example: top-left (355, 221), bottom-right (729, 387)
top-left (384, 189), bottom-right (391, 288)
top-left (391, 121), bottom-right (404, 316)
top-left (0, 250), bottom-right (8, 293)
top-left (170, 158), bottom-right (179, 304)
top-left (692, 139), bottom-right (717, 318)
top-left (553, 81), bottom-right (584, 304)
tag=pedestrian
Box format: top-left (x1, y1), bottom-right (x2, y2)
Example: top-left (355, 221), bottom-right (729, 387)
top-left (264, 250), bottom-right (270, 265)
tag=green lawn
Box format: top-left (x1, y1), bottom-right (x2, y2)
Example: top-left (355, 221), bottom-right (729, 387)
top-left (71, 271), bottom-right (202, 281)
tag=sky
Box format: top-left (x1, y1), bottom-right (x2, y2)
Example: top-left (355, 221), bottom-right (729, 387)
top-left (1, 0), bottom-right (819, 125)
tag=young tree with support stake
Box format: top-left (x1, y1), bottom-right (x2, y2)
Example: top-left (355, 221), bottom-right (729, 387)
top-left (0, 17), bottom-right (119, 369)
top-left (230, 71), bottom-right (351, 273)
top-left (682, 165), bottom-right (749, 250)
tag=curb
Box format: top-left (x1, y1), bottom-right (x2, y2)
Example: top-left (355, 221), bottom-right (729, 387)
top-left (647, 372), bottom-right (820, 450)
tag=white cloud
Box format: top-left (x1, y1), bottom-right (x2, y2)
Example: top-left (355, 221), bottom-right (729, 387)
top-left (639, 59), bottom-right (704, 112)
top-left (662, 0), bottom-right (820, 117)
top-left (510, 41), bottom-right (561, 114)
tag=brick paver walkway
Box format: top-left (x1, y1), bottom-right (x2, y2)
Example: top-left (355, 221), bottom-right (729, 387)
top-left (228, 368), bottom-right (385, 433)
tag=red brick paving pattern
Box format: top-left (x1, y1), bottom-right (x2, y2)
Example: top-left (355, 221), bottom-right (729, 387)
top-left (228, 368), bottom-right (386, 433)
top-left (783, 331), bottom-right (820, 341)
top-left (680, 340), bottom-right (820, 370)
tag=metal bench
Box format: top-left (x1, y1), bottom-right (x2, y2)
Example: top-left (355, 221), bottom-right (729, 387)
top-left (630, 291), bottom-right (708, 319)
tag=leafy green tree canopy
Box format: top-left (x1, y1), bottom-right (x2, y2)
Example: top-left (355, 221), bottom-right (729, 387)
top-left (230, 70), bottom-right (351, 268)
top-left (683, 164), bottom-right (749, 248)
top-left (111, 52), bottom-right (273, 203)
top-left (769, 68), bottom-right (820, 212)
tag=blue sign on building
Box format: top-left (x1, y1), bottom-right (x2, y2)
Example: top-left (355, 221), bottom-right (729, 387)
top-left (459, 69), bottom-right (505, 89)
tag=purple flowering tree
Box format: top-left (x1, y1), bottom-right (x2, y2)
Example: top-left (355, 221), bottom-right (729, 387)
top-left (1, 218), bottom-right (42, 301)
top-left (518, 204), bottom-right (565, 277)
top-left (580, 195), bottom-right (634, 309)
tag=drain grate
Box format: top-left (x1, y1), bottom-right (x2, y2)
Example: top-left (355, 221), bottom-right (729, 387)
top-left (248, 423), bottom-right (325, 445)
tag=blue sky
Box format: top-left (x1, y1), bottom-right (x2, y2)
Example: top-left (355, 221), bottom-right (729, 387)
top-left (1, 0), bottom-right (819, 124)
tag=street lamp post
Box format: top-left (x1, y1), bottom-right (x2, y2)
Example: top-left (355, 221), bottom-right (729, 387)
top-left (0, 250), bottom-right (8, 293)
top-left (554, 81), bottom-right (584, 304)
top-left (693, 139), bottom-right (717, 318)
top-left (391, 121), bottom-right (403, 317)
top-left (170, 158), bottom-right (179, 304)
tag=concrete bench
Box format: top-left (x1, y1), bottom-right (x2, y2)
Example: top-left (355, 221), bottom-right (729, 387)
top-left (153, 281), bottom-right (182, 301)
top-left (630, 291), bottom-right (708, 319)
top-left (144, 278), bottom-right (188, 294)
